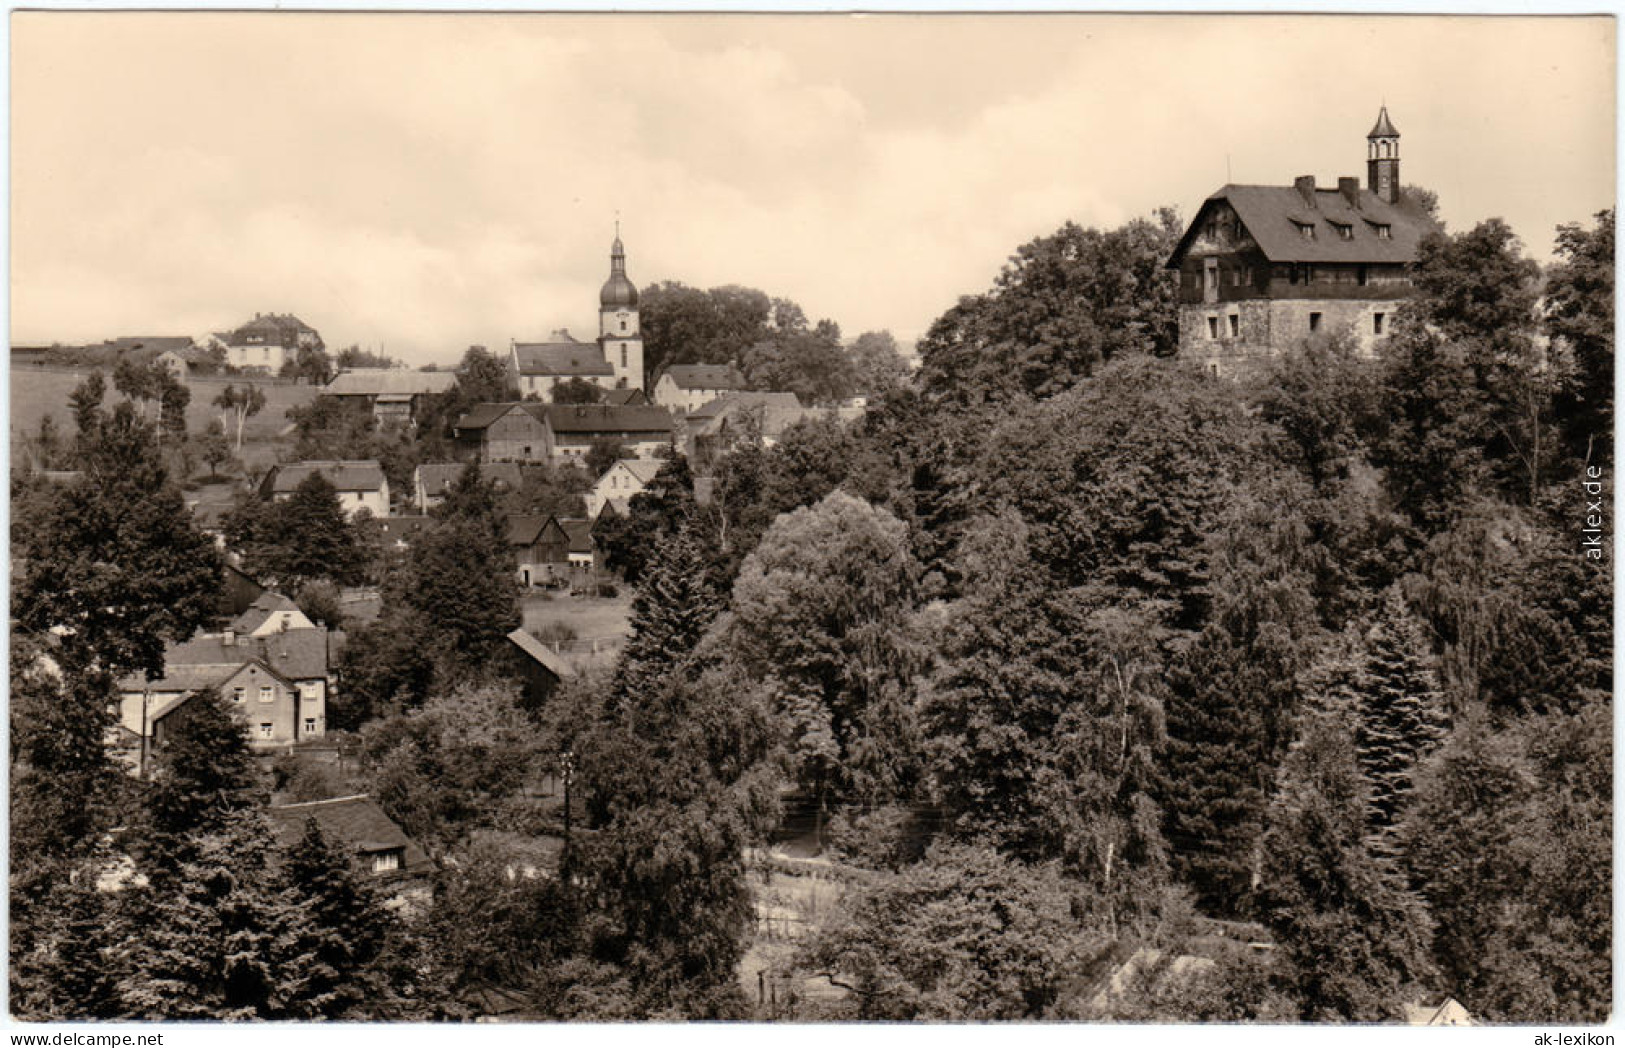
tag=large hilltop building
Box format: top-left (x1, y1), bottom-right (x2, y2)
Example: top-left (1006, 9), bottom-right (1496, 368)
top-left (511, 231), bottom-right (646, 396)
top-left (1167, 107), bottom-right (1439, 373)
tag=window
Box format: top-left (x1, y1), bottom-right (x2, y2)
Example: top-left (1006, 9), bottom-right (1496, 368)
top-left (303, 683), bottom-right (319, 701)
top-left (233, 687), bottom-right (245, 704)
top-left (262, 347), bottom-right (270, 362)
top-left (372, 850), bottom-right (402, 874)
top-left (1228, 315), bottom-right (1239, 339)
top-left (1207, 316), bottom-right (1219, 339)
top-left (304, 717), bottom-right (316, 734)
top-left (621, 345), bottom-right (627, 368)
top-left (1334, 223), bottom-right (1353, 240)
top-left (1374, 312), bottom-right (1386, 336)
top-left (619, 317), bottom-right (628, 333)
top-left (1309, 312), bottom-right (1323, 333)
top-left (259, 723), bottom-right (273, 738)
top-left (1304, 265), bottom-right (1315, 283)
top-left (1299, 223), bottom-right (1315, 240)
top-left (1358, 265), bottom-right (1369, 287)
top-left (259, 686), bottom-right (273, 704)
top-left (1375, 224), bottom-right (1392, 239)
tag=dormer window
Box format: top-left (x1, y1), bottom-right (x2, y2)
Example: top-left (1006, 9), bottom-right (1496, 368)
top-left (1293, 220), bottom-right (1316, 240)
top-left (1375, 224), bottom-right (1392, 239)
top-left (371, 849), bottom-right (403, 874)
top-left (1331, 222), bottom-right (1354, 240)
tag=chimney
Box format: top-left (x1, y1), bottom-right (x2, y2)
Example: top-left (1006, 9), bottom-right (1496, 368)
top-left (1294, 176), bottom-right (1317, 207)
top-left (1338, 177), bottom-right (1361, 208)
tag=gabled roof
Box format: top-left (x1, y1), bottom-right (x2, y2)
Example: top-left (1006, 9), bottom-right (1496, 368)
top-left (267, 795), bottom-right (433, 877)
top-left (542, 404), bottom-right (674, 437)
top-left (227, 313), bottom-right (318, 342)
top-left (228, 591), bottom-right (306, 635)
top-left (689, 391), bottom-right (812, 439)
top-left (453, 402), bottom-right (530, 432)
top-left (659, 364), bottom-right (747, 391)
top-left (268, 460), bottom-right (387, 494)
top-left (512, 340), bottom-right (614, 377)
top-left (324, 369), bottom-right (458, 398)
top-left (506, 629), bottom-right (575, 681)
top-left (601, 387), bottom-right (651, 406)
top-left (606, 458), bottom-right (664, 485)
top-left (1167, 183), bottom-right (1439, 267)
top-left (557, 517), bottom-right (595, 554)
top-left (506, 514), bottom-right (555, 547)
top-left (119, 629), bottom-right (334, 691)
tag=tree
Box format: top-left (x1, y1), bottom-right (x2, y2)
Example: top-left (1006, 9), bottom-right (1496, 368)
top-left (244, 472), bottom-right (366, 588)
top-left (198, 418), bottom-right (232, 479)
top-left (1351, 588), bottom-right (1449, 846)
top-left (69, 370), bottom-right (106, 435)
top-left (10, 637), bottom-right (118, 861)
top-left (800, 841), bottom-right (1103, 1020)
top-left (916, 211), bottom-right (1182, 405)
top-left (595, 455), bottom-right (701, 585)
top-left (158, 379), bottom-right (191, 444)
top-left (740, 322), bottom-right (856, 405)
top-left (213, 383), bottom-right (267, 452)
top-left (1546, 209), bottom-right (1614, 466)
top-left (638, 281), bottom-right (773, 381)
top-left (143, 687), bottom-right (262, 858)
top-left (1254, 709), bottom-right (1436, 1021)
top-left (12, 402), bottom-right (221, 681)
top-left (113, 356), bottom-right (167, 422)
top-left (334, 345), bottom-right (399, 370)
top-left (847, 329), bottom-right (912, 397)
top-left (283, 343), bottom-right (334, 386)
top-left (726, 492), bottom-right (925, 810)
top-left (552, 377), bottom-right (604, 405)
top-left (612, 520), bottom-right (728, 709)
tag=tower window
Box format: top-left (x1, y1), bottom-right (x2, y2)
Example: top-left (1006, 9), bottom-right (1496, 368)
top-left (620, 318), bottom-right (628, 333)
top-left (1374, 313), bottom-right (1386, 336)
top-left (1207, 316), bottom-right (1219, 339)
top-left (621, 345), bottom-right (627, 368)
top-left (1309, 312), bottom-right (1323, 333)
top-left (1228, 315), bottom-right (1239, 339)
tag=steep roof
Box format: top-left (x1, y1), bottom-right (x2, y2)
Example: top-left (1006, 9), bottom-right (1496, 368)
top-left (227, 313), bottom-right (318, 342)
top-left (660, 364), bottom-right (747, 391)
top-left (453, 402), bottom-right (527, 432)
top-left (512, 339), bottom-right (614, 377)
top-left (1168, 183), bottom-right (1439, 267)
top-left (268, 460), bottom-right (386, 495)
top-left (506, 629), bottom-right (575, 681)
top-left (324, 369), bottom-right (458, 398)
top-left (557, 517), bottom-right (595, 554)
top-left (610, 458), bottom-right (665, 485)
top-left (602, 387), bottom-right (650, 406)
top-left (268, 795), bottom-right (433, 877)
top-left (119, 629), bottom-right (334, 691)
top-left (506, 514), bottom-right (554, 547)
top-left (542, 404), bottom-right (674, 437)
top-left (1369, 105), bottom-right (1399, 138)
top-left (228, 591), bottom-right (305, 635)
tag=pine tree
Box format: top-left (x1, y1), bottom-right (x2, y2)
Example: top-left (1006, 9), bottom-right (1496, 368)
top-left (275, 817), bottom-right (403, 1018)
top-left (144, 687), bottom-right (261, 865)
top-left (611, 519), bottom-right (725, 708)
top-left (1353, 588), bottom-right (1449, 847)
top-left (266, 471), bottom-right (365, 586)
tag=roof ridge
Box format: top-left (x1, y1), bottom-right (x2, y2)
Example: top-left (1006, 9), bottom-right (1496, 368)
top-left (273, 793), bottom-right (374, 810)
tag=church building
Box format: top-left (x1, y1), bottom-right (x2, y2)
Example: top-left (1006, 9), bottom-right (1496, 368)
top-left (1166, 107), bottom-right (1440, 373)
top-left (510, 230), bottom-right (646, 397)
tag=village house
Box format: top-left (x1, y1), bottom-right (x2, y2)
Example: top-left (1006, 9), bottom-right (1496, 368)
top-left (505, 628), bottom-right (575, 710)
top-left (602, 387), bottom-right (652, 407)
top-left (113, 624), bottom-right (339, 768)
top-left (651, 363), bottom-right (749, 414)
top-left (507, 513), bottom-right (570, 588)
top-left (1166, 106), bottom-right (1439, 374)
top-left (413, 461), bottom-right (523, 513)
top-left (585, 457), bottom-right (664, 518)
top-left (230, 591), bottom-right (317, 637)
top-left (261, 460), bottom-right (390, 519)
top-left (321, 368), bottom-right (459, 427)
top-left (267, 794), bottom-right (434, 887)
top-left (682, 391), bottom-right (813, 469)
top-left (217, 312), bottom-right (323, 374)
top-left (454, 402), bottom-right (675, 465)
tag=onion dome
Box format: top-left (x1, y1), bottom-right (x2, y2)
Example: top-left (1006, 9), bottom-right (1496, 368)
top-left (600, 233), bottom-right (638, 309)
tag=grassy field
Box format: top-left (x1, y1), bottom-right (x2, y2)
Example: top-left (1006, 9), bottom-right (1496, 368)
top-left (10, 367), bottom-right (320, 449)
top-left (521, 591), bottom-right (633, 672)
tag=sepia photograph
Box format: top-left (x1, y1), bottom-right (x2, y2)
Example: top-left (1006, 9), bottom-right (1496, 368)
top-left (6, 8), bottom-right (1615, 1030)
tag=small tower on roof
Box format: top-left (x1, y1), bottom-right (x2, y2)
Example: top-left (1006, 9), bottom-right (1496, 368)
top-left (1367, 105), bottom-right (1401, 204)
top-left (598, 222), bottom-right (644, 391)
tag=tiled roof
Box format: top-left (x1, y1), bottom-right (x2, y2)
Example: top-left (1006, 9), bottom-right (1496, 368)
top-left (602, 388), bottom-right (650, 406)
top-left (542, 404), bottom-right (674, 436)
top-left (557, 518), bottom-right (595, 554)
top-left (512, 340), bottom-right (614, 377)
top-left (506, 629), bottom-right (575, 681)
top-left (227, 313), bottom-right (318, 342)
top-left (323, 369), bottom-right (458, 398)
top-left (613, 458), bottom-right (664, 485)
top-left (267, 795), bottom-right (433, 877)
top-left (660, 364), bottom-right (747, 391)
top-left (120, 630), bottom-right (334, 691)
top-left (690, 391), bottom-right (813, 439)
top-left (506, 514), bottom-right (554, 547)
top-left (1168, 183), bottom-right (1439, 267)
top-left (228, 591), bottom-right (303, 635)
top-left (453, 403), bottom-right (527, 432)
top-left (269, 460), bottom-right (386, 494)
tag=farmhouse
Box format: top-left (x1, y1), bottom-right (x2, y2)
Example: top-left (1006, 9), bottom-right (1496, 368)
top-left (322, 368), bottom-right (458, 426)
top-left (652, 364), bottom-right (748, 414)
top-left (261, 460), bottom-right (390, 519)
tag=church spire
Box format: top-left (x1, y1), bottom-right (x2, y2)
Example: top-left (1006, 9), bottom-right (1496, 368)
top-left (1366, 105), bottom-right (1401, 204)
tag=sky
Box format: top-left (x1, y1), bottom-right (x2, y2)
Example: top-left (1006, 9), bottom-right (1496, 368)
top-left (9, 12), bottom-right (1616, 367)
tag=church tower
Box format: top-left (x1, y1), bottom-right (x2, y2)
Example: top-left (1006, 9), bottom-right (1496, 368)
top-left (1367, 105), bottom-right (1401, 204)
top-left (599, 227), bottom-right (644, 390)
